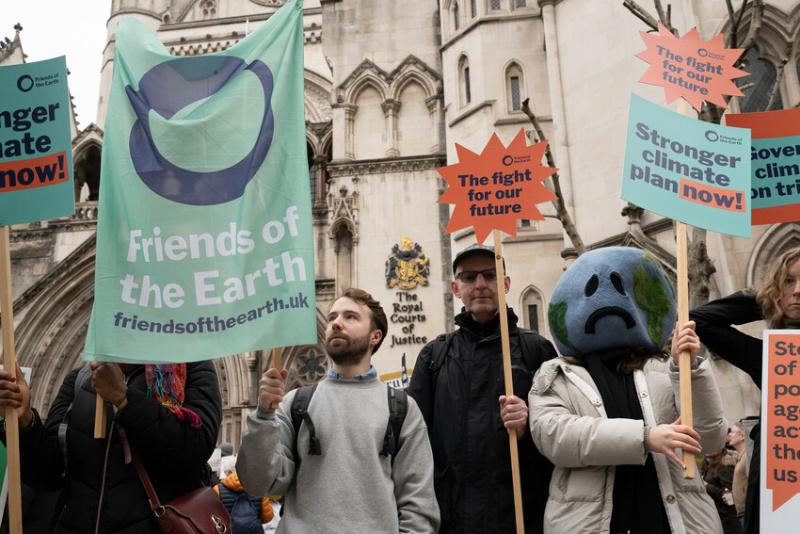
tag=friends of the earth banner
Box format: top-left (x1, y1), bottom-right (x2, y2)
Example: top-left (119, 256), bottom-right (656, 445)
top-left (621, 94), bottom-right (751, 237)
top-left (84, 0), bottom-right (316, 363)
top-left (727, 108), bottom-right (800, 226)
top-left (0, 57), bottom-right (74, 225)
top-left (762, 331), bottom-right (800, 527)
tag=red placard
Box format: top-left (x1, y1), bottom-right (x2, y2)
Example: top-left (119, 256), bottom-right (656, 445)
top-left (437, 129), bottom-right (556, 244)
top-left (765, 332), bottom-right (800, 511)
top-left (637, 23), bottom-right (747, 111)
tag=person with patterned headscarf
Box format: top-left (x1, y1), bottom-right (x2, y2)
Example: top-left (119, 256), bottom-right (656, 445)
top-left (0, 360), bottom-right (221, 533)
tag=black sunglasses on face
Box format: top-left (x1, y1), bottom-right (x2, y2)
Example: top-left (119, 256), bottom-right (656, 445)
top-left (455, 269), bottom-right (498, 283)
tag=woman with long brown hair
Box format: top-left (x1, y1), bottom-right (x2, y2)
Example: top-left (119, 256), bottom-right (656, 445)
top-left (690, 245), bottom-right (800, 534)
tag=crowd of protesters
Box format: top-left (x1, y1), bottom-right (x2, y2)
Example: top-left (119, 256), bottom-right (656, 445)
top-left (0, 243), bottom-right (790, 533)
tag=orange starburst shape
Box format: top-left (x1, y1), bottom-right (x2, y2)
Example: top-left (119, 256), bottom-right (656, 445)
top-left (637, 23), bottom-right (747, 111)
top-left (437, 129), bottom-right (557, 244)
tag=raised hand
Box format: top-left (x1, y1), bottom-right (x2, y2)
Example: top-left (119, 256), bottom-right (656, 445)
top-left (0, 362), bottom-right (32, 427)
top-left (89, 362), bottom-right (128, 408)
top-left (671, 320), bottom-right (701, 365)
top-left (259, 368), bottom-right (289, 410)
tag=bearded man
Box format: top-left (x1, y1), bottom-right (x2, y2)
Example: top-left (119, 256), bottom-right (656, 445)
top-left (237, 288), bottom-right (440, 534)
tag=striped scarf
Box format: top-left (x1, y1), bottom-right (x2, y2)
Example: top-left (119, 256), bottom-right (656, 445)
top-left (145, 364), bottom-right (201, 428)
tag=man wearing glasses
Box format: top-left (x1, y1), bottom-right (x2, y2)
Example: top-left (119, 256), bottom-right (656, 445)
top-left (408, 244), bottom-right (557, 534)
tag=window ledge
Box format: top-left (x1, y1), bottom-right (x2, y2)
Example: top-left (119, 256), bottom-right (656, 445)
top-left (494, 113), bottom-right (551, 127)
top-left (448, 100), bottom-right (495, 128)
top-left (441, 11), bottom-right (540, 52)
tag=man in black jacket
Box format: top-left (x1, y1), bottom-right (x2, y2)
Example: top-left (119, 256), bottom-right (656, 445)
top-left (408, 244), bottom-right (557, 534)
top-left (0, 361), bottom-right (221, 533)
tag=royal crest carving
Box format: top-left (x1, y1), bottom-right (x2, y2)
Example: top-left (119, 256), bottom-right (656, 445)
top-left (385, 237), bottom-right (430, 290)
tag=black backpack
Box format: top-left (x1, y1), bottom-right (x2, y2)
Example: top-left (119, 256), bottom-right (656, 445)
top-left (290, 384), bottom-right (408, 464)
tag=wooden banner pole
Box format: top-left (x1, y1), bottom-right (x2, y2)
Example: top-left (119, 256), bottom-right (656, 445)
top-left (270, 347), bottom-right (284, 409)
top-left (673, 98), bottom-right (696, 479)
top-left (492, 229), bottom-right (525, 534)
top-left (94, 396), bottom-right (106, 439)
top-left (0, 226), bottom-right (25, 534)
top-left (675, 221), bottom-right (696, 478)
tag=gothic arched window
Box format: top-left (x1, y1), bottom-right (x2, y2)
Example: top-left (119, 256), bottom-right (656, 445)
top-left (459, 55), bottom-right (471, 107)
top-left (740, 46), bottom-right (783, 112)
top-left (397, 81), bottom-right (432, 156)
top-left (470, 0), bottom-right (477, 17)
top-left (489, 0), bottom-right (502, 10)
top-left (453, 2), bottom-right (460, 31)
top-left (521, 288), bottom-right (544, 333)
top-left (506, 62), bottom-right (524, 112)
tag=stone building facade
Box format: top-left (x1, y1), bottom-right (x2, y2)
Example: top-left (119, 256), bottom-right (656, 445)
top-left (4, 0), bottom-right (800, 446)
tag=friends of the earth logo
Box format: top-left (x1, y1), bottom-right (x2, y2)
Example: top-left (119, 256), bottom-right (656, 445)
top-left (126, 55), bottom-right (274, 206)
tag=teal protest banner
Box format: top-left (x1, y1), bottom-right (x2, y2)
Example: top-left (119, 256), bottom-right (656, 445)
top-left (84, 0), bottom-right (316, 363)
top-left (621, 93), bottom-right (751, 237)
top-left (0, 56), bottom-right (74, 225)
top-left (726, 108), bottom-right (800, 226)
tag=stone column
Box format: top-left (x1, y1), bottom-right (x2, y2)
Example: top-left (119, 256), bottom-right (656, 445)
top-left (782, 60), bottom-right (800, 108)
top-left (333, 104), bottom-right (357, 160)
top-left (426, 95), bottom-right (444, 153)
top-left (382, 99), bottom-right (401, 157)
top-left (245, 351), bottom-right (260, 407)
top-left (538, 0), bottom-right (576, 233)
top-left (313, 154), bottom-right (328, 208)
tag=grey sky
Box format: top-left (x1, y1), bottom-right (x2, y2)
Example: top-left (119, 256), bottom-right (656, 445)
top-left (3, 1), bottom-right (110, 128)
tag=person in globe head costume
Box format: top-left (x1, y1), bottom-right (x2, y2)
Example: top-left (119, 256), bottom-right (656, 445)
top-left (690, 246), bottom-right (800, 534)
top-left (529, 246), bottom-right (727, 534)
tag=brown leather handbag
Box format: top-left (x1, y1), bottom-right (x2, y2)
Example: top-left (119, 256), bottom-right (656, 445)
top-left (132, 453), bottom-right (231, 533)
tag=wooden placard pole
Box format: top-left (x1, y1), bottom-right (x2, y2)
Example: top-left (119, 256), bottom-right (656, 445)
top-left (675, 221), bottom-right (696, 478)
top-left (492, 229), bottom-right (525, 534)
top-left (270, 347), bottom-right (284, 409)
top-left (0, 226), bottom-right (25, 534)
top-left (94, 396), bottom-right (106, 439)
top-left (673, 98), bottom-right (696, 479)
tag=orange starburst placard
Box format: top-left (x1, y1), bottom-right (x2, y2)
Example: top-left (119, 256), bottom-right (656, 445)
top-left (637, 23), bottom-right (747, 111)
top-left (437, 129), bottom-right (557, 244)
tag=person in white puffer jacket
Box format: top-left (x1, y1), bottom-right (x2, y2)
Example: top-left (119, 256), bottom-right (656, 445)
top-left (528, 247), bottom-right (727, 534)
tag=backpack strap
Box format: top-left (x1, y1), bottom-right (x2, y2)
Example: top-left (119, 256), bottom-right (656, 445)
top-left (380, 386), bottom-right (408, 461)
top-left (516, 330), bottom-right (555, 373)
top-left (58, 365), bottom-right (92, 476)
top-left (290, 384), bottom-right (321, 465)
top-left (428, 331), bottom-right (455, 379)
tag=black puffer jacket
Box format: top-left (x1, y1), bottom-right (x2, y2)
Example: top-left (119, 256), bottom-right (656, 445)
top-left (690, 291), bottom-right (761, 534)
top-left (15, 361), bottom-right (221, 534)
top-left (408, 308), bottom-right (557, 534)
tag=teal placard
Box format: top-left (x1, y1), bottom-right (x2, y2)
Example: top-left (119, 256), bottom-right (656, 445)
top-left (83, 0), bottom-right (316, 363)
top-left (751, 135), bottom-right (800, 209)
top-left (0, 56), bottom-right (74, 225)
top-left (621, 94), bottom-right (751, 237)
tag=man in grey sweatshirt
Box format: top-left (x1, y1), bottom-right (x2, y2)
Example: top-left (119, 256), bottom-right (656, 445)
top-left (237, 288), bottom-right (440, 534)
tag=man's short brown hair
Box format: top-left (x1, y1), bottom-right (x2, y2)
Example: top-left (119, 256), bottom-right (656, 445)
top-left (340, 288), bottom-right (388, 353)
